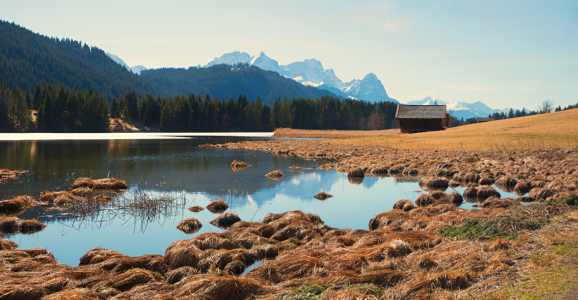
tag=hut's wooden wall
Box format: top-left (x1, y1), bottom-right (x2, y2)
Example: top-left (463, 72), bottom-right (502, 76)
top-left (399, 118), bottom-right (444, 133)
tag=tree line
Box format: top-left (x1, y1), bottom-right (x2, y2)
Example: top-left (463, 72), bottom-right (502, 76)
top-left (0, 82), bottom-right (109, 132)
top-left (113, 90), bottom-right (398, 132)
top-left (0, 82), bottom-right (398, 133)
top-left (3, 82), bottom-right (576, 133)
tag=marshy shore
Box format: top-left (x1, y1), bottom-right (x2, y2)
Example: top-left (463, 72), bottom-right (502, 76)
top-left (2, 136), bottom-right (578, 299)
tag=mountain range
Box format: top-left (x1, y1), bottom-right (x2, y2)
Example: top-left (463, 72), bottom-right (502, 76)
top-left (407, 96), bottom-right (516, 120)
top-left (204, 51), bottom-right (397, 103)
top-left (3, 19), bottom-right (511, 118)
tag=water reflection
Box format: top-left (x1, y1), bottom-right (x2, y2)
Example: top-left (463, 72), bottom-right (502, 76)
top-left (1, 138), bottom-right (523, 266)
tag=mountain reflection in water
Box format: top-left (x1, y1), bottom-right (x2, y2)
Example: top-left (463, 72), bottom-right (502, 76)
top-left (0, 138), bottom-right (521, 266)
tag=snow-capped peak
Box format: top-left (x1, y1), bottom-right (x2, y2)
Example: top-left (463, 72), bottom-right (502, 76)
top-left (106, 52), bottom-right (148, 75)
top-left (202, 51), bottom-right (397, 103)
top-left (406, 96), bottom-right (515, 119)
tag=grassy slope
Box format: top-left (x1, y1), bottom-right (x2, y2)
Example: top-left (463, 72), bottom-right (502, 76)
top-left (334, 109), bottom-right (578, 150)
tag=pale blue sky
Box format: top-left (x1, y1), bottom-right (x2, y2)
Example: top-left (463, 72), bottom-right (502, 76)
top-left (1, 0), bottom-right (577, 109)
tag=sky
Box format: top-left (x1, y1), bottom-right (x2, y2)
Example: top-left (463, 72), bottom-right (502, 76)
top-left (1, 0), bottom-right (577, 109)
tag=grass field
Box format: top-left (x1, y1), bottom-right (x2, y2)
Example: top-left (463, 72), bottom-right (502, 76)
top-left (331, 109), bottom-right (578, 150)
top-left (273, 128), bottom-right (399, 139)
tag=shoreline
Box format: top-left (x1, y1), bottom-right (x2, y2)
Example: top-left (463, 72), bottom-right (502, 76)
top-left (0, 132), bottom-right (274, 141)
top-left (1, 138), bottom-right (577, 298)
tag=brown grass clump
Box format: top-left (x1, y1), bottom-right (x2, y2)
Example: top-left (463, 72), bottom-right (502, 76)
top-left (496, 177), bottom-right (518, 187)
top-left (416, 192), bottom-right (447, 207)
top-left (528, 188), bottom-right (556, 201)
top-left (0, 196), bottom-right (33, 213)
top-left (447, 191), bottom-right (463, 205)
top-left (262, 210), bottom-right (323, 225)
top-left (230, 160), bottom-right (251, 171)
top-left (0, 216), bottom-right (46, 235)
top-left (480, 197), bottom-right (520, 209)
top-left (244, 261), bottom-right (282, 283)
top-left (0, 169), bottom-right (21, 179)
top-left (106, 268), bottom-right (161, 291)
top-left (265, 170), bottom-right (285, 180)
top-left (463, 186), bottom-right (501, 199)
top-left (188, 206), bottom-right (204, 212)
top-left (70, 187), bottom-right (93, 197)
top-left (393, 199), bottom-right (416, 211)
top-left (415, 194), bottom-right (434, 207)
top-left (419, 177), bottom-right (449, 189)
top-left (478, 177), bottom-right (494, 185)
top-left (0, 237), bottom-right (18, 250)
top-left (210, 213), bottom-right (242, 229)
top-left (176, 218), bottom-right (203, 234)
top-left (453, 172), bottom-right (481, 184)
top-left (166, 266), bottom-right (197, 284)
top-left (42, 288), bottom-right (99, 300)
top-left (164, 245), bottom-right (199, 269)
top-left (38, 191), bottom-right (76, 205)
top-left (173, 275), bottom-right (266, 299)
top-left (206, 199), bottom-right (229, 213)
top-left (19, 219), bottom-right (47, 234)
top-left (70, 177), bottom-right (128, 190)
top-left (313, 192), bottom-right (333, 200)
top-left (514, 182), bottom-right (531, 194)
top-left (347, 167), bottom-right (365, 178)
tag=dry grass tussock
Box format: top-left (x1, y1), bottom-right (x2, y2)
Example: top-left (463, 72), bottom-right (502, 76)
top-left (230, 159), bottom-right (251, 171)
top-left (265, 170), bottom-right (285, 180)
top-left (176, 218), bottom-right (202, 234)
top-left (0, 216), bottom-right (46, 235)
top-left (188, 205), bottom-right (204, 212)
top-left (0, 195), bottom-right (34, 214)
top-left (1, 198), bottom-right (577, 299)
top-left (206, 199), bottom-right (229, 214)
top-left (0, 169), bottom-right (23, 179)
top-left (70, 177), bottom-right (128, 190)
top-left (314, 192), bottom-right (333, 200)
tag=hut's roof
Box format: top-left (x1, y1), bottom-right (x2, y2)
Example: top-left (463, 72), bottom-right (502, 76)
top-left (395, 104), bottom-right (447, 119)
top-left (477, 118), bottom-right (495, 122)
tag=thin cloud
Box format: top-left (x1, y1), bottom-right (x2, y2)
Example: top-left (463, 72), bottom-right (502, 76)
top-left (441, 84), bottom-right (507, 92)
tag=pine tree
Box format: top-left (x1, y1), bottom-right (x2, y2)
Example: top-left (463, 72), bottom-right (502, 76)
top-left (111, 97), bottom-right (120, 118)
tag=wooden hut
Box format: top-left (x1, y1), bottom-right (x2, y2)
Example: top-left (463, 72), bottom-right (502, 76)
top-left (395, 104), bottom-right (449, 133)
top-left (477, 118), bottom-right (495, 123)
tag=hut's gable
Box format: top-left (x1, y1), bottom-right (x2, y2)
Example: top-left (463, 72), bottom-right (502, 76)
top-left (395, 105), bottom-right (447, 119)
top-left (395, 104), bottom-right (448, 133)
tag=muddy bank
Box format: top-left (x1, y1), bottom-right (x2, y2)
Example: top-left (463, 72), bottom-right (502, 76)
top-left (1, 194), bottom-right (577, 299)
top-left (202, 140), bottom-right (578, 202)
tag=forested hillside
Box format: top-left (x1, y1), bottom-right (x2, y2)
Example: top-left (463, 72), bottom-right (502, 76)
top-left (140, 64), bottom-right (340, 106)
top-left (0, 20), bottom-right (401, 133)
top-left (0, 83), bottom-right (109, 132)
top-left (0, 20), bottom-right (156, 99)
top-left (115, 91), bottom-right (398, 132)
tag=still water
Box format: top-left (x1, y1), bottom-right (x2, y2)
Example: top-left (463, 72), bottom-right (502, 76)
top-left (1, 137), bottom-right (520, 266)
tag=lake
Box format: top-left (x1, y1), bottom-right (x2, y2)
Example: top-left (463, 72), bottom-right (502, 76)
top-left (0, 135), bottom-right (521, 266)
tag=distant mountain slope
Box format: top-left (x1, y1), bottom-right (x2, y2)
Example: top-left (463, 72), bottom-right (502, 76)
top-left (204, 51), bottom-right (398, 103)
top-left (406, 96), bottom-right (515, 119)
top-left (106, 52), bottom-right (148, 75)
top-left (0, 20), bottom-right (155, 99)
top-left (140, 64), bottom-right (341, 105)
